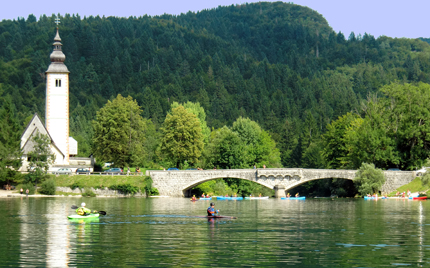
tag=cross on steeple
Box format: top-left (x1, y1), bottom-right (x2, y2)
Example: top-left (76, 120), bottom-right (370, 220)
top-left (55, 17), bottom-right (60, 28)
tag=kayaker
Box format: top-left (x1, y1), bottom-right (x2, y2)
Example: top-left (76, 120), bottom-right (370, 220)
top-left (192, 195), bottom-right (197, 201)
top-left (206, 194), bottom-right (210, 198)
top-left (207, 202), bottom-right (220, 216)
top-left (202, 193), bottom-right (205, 197)
top-left (287, 193), bottom-right (291, 198)
top-left (295, 193), bottom-right (300, 197)
top-left (76, 202), bottom-right (92, 216)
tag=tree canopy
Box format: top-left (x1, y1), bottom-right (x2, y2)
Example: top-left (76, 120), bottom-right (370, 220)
top-left (92, 94), bottom-right (148, 168)
top-left (160, 105), bottom-right (204, 168)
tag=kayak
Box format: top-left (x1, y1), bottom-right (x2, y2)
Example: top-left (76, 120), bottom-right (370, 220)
top-left (364, 196), bottom-right (387, 200)
top-left (411, 196), bottom-right (427, 200)
top-left (199, 197), bottom-right (212, 200)
top-left (68, 213), bottom-right (100, 219)
top-left (245, 196), bottom-right (269, 200)
top-left (281, 197), bottom-right (306, 200)
top-left (216, 196), bottom-right (243, 200)
top-left (195, 215), bottom-right (237, 219)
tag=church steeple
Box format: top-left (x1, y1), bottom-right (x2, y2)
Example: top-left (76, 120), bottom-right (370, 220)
top-left (45, 16), bottom-right (70, 164)
top-left (46, 24), bottom-right (69, 73)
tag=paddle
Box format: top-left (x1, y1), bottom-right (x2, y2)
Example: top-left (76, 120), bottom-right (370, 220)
top-left (71, 205), bottom-right (107, 215)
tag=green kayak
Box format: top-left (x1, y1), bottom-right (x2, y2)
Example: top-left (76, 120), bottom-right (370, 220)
top-left (68, 213), bottom-right (100, 219)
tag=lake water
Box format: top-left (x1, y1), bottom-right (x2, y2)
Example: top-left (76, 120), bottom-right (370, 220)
top-left (0, 196), bottom-right (429, 267)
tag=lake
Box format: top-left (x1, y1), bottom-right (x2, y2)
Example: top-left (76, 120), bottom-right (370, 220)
top-left (0, 196), bottom-right (428, 267)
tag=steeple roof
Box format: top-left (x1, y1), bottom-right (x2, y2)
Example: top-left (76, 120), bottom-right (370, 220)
top-left (46, 28), bottom-right (69, 73)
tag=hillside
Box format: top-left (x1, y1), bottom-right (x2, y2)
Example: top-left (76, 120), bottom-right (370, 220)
top-left (1, 2), bottom-right (430, 169)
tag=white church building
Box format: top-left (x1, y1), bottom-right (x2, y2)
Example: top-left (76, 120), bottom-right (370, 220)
top-left (19, 26), bottom-right (93, 172)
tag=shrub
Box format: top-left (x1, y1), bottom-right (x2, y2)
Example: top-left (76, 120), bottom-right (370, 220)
top-left (82, 187), bottom-right (96, 197)
top-left (109, 184), bottom-right (139, 195)
top-left (354, 163), bottom-right (385, 196)
top-left (39, 179), bottom-right (56, 195)
top-left (70, 182), bottom-right (83, 190)
top-left (22, 183), bottom-right (36, 195)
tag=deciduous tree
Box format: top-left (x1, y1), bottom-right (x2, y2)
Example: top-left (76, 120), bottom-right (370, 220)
top-left (160, 105), bottom-right (204, 168)
top-left (92, 94), bottom-right (147, 168)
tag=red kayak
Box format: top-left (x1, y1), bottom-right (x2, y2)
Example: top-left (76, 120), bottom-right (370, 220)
top-left (413, 196), bottom-right (427, 200)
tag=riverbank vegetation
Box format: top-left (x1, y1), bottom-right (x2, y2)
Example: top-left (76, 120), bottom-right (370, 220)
top-left (2, 2), bottom-right (430, 196)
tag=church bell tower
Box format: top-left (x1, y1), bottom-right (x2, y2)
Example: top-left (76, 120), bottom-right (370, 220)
top-left (45, 19), bottom-right (70, 164)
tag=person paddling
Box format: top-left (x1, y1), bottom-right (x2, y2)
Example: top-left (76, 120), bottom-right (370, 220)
top-left (192, 195), bottom-right (197, 201)
top-left (207, 202), bottom-right (219, 217)
top-left (76, 202), bottom-right (94, 216)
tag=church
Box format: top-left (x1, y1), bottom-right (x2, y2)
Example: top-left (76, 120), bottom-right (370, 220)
top-left (19, 24), bottom-right (93, 173)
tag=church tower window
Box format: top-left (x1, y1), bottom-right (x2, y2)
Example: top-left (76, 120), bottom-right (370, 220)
top-left (55, 79), bottom-right (61, 87)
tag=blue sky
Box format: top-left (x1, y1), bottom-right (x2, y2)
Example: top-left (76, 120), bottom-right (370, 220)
top-left (1, 0), bottom-right (429, 39)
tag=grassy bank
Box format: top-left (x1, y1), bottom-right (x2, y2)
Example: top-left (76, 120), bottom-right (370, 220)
top-left (51, 174), bottom-right (150, 189)
top-left (389, 177), bottom-right (430, 195)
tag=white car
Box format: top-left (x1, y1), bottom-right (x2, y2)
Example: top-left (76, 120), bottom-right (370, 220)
top-left (416, 167), bottom-right (428, 176)
top-left (54, 168), bottom-right (72, 175)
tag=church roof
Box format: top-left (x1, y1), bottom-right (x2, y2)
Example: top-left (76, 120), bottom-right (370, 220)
top-left (21, 113), bottom-right (64, 157)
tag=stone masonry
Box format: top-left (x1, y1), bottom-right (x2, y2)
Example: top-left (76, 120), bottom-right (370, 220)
top-left (146, 168), bottom-right (416, 197)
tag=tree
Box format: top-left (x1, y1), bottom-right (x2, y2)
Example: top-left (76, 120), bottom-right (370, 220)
top-left (322, 112), bottom-right (360, 169)
top-left (204, 126), bottom-right (247, 169)
top-left (171, 101), bottom-right (210, 143)
top-left (380, 82), bottom-right (430, 170)
top-left (92, 94), bottom-right (147, 168)
top-left (26, 133), bottom-right (55, 190)
top-left (354, 163), bottom-right (385, 196)
top-left (160, 105), bottom-right (204, 168)
top-left (231, 117), bottom-right (281, 167)
top-left (0, 97), bottom-right (22, 184)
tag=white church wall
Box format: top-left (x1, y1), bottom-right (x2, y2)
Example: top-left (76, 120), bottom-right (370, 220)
top-left (69, 137), bottom-right (77, 155)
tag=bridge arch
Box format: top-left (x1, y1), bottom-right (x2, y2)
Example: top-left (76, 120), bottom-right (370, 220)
top-left (181, 175), bottom-right (274, 197)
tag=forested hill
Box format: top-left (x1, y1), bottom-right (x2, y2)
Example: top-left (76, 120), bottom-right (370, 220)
top-left (1, 1), bottom-right (430, 168)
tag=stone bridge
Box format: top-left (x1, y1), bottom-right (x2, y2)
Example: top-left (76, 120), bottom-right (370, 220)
top-left (146, 168), bottom-right (416, 197)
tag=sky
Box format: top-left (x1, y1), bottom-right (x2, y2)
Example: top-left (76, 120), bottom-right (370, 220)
top-left (1, 0), bottom-right (429, 39)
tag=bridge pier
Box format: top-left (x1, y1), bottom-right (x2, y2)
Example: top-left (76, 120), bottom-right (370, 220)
top-left (274, 185), bottom-right (286, 198)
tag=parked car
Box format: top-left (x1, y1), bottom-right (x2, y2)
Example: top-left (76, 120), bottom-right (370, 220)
top-left (76, 168), bottom-right (90, 174)
top-left (416, 167), bottom-right (428, 176)
top-left (54, 168), bottom-right (72, 175)
top-left (167, 168), bottom-right (179, 171)
top-left (104, 168), bottom-right (123, 174)
top-left (387, 168), bottom-right (401, 171)
top-left (186, 168), bottom-right (197, 170)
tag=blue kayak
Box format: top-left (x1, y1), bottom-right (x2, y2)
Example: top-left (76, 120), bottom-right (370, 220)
top-left (199, 197), bottom-right (212, 200)
top-left (216, 196), bottom-right (243, 200)
top-left (281, 197), bottom-right (306, 200)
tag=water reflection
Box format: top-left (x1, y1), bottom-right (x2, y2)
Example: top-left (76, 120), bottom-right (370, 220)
top-left (1, 197), bottom-right (430, 266)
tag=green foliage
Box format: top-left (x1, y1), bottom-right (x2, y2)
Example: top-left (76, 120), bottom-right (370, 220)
top-left (39, 179), bottom-right (56, 195)
top-left (0, 96), bottom-right (22, 184)
top-left (323, 83), bottom-right (430, 170)
top-left (354, 163), bottom-right (385, 195)
top-left (109, 183), bottom-right (140, 195)
top-left (21, 183), bottom-right (35, 195)
top-left (142, 176), bottom-right (159, 196)
top-left (205, 117), bottom-right (281, 169)
top-left (160, 105), bottom-right (204, 168)
top-left (92, 94), bottom-right (148, 168)
top-left (421, 173), bottom-right (430, 186)
top-left (192, 178), bottom-right (274, 197)
top-left (26, 133), bottom-right (55, 190)
top-left (82, 187), bottom-right (96, 197)
top-left (70, 182), bottom-right (83, 190)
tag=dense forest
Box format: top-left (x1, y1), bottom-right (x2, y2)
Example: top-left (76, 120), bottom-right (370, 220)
top-left (1, 2), bottom-right (430, 196)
